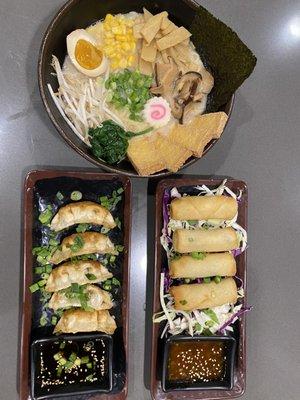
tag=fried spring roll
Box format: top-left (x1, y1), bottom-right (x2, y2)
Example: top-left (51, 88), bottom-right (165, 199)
top-left (50, 232), bottom-right (116, 265)
top-left (54, 309), bottom-right (117, 334)
top-left (173, 227), bottom-right (238, 253)
top-left (169, 253), bottom-right (236, 278)
top-left (170, 278), bottom-right (238, 311)
top-left (45, 260), bottom-right (112, 292)
top-left (50, 201), bottom-right (116, 231)
top-left (170, 195), bottom-right (238, 221)
top-left (49, 285), bottom-right (113, 311)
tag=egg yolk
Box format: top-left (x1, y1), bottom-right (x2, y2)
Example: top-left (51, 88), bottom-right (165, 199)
top-left (75, 39), bottom-right (103, 70)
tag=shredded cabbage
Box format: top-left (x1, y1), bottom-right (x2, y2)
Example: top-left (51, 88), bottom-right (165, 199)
top-left (153, 274), bottom-right (249, 337)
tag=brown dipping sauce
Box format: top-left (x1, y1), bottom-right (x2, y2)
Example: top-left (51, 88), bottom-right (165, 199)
top-left (167, 340), bottom-right (226, 383)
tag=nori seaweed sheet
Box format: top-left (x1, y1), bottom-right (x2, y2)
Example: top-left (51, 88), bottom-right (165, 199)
top-left (190, 4), bottom-right (257, 111)
top-left (30, 176), bottom-right (126, 395)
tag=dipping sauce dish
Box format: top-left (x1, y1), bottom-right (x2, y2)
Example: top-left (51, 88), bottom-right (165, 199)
top-left (162, 335), bottom-right (236, 391)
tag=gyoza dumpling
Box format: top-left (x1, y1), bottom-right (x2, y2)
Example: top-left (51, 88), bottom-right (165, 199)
top-left (50, 201), bottom-right (116, 231)
top-left (48, 284), bottom-right (113, 311)
top-left (50, 232), bottom-right (116, 265)
top-left (54, 309), bottom-right (117, 334)
top-left (45, 260), bottom-right (112, 292)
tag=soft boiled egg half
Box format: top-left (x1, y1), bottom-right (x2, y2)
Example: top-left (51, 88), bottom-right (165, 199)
top-left (67, 29), bottom-right (108, 77)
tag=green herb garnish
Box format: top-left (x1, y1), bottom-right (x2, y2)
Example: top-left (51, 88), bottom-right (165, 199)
top-left (56, 191), bottom-right (64, 201)
top-left (70, 191), bottom-right (82, 201)
top-left (69, 235), bottom-right (84, 252)
top-left (191, 252), bottom-right (206, 260)
top-left (203, 309), bottom-right (219, 324)
top-left (85, 273), bottom-right (97, 281)
top-left (195, 322), bottom-right (202, 331)
top-left (179, 300), bottom-right (187, 306)
top-left (105, 69), bottom-right (153, 121)
top-left (76, 223), bottom-right (91, 233)
top-left (214, 275), bottom-right (222, 284)
top-left (203, 277), bottom-right (211, 283)
top-left (38, 205), bottom-right (53, 225)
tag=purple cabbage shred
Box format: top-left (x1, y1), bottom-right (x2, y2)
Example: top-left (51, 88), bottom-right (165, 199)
top-left (218, 305), bottom-right (252, 334)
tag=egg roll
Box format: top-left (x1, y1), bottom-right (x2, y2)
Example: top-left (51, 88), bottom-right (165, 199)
top-left (173, 227), bottom-right (239, 253)
top-left (50, 201), bottom-right (116, 231)
top-left (45, 260), bottom-right (112, 292)
top-left (54, 309), bottom-right (117, 334)
top-left (170, 278), bottom-right (238, 311)
top-left (49, 284), bottom-right (113, 311)
top-left (170, 195), bottom-right (238, 221)
top-left (50, 232), bottom-right (116, 265)
top-left (169, 253), bottom-right (236, 279)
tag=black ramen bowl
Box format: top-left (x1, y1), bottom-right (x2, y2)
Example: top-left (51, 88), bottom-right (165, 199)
top-left (162, 335), bottom-right (236, 392)
top-left (38, 0), bottom-right (234, 177)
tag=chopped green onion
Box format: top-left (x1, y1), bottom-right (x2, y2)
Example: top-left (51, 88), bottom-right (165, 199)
top-left (74, 358), bottom-right (81, 366)
top-left (85, 273), bottom-right (97, 281)
top-left (81, 356), bottom-right (89, 364)
top-left (203, 277), bottom-right (211, 283)
top-left (205, 320), bottom-right (215, 328)
top-left (38, 206), bottom-right (53, 225)
top-left (53, 352), bottom-right (61, 361)
top-left (71, 283), bottom-right (80, 292)
top-left (59, 342), bottom-right (66, 349)
top-left (38, 279), bottom-right (47, 287)
top-left (29, 283), bottom-right (40, 293)
top-left (110, 255), bottom-right (116, 263)
top-left (195, 322), bottom-right (202, 331)
top-left (179, 300), bottom-right (187, 306)
top-left (58, 357), bottom-right (67, 366)
top-left (112, 277), bottom-right (120, 286)
top-left (64, 361), bottom-right (73, 370)
top-left (76, 223), bottom-right (90, 233)
top-left (69, 352), bottom-right (77, 363)
top-left (35, 266), bottom-right (44, 274)
top-left (214, 275), bottom-right (222, 284)
top-left (70, 191), bottom-right (82, 201)
top-left (51, 316), bottom-right (58, 325)
top-left (39, 316), bottom-right (47, 326)
top-left (191, 252), bottom-right (206, 260)
top-left (70, 235), bottom-right (84, 252)
top-left (203, 309), bottom-right (219, 324)
top-left (86, 362), bottom-right (93, 369)
top-left (45, 265), bottom-right (52, 274)
top-left (103, 284), bottom-right (112, 291)
top-left (86, 374), bottom-right (94, 382)
top-left (41, 273), bottom-right (49, 280)
top-left (117, 187), bottom-right (124, 194)
top-left (56, 191), bottom-right (64, 201)
top-left (57, 365), bottom-right (63, 377)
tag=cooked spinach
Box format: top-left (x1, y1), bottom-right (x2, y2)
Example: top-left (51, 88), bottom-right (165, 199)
top-left (89, 120), bottom-right (152, 165)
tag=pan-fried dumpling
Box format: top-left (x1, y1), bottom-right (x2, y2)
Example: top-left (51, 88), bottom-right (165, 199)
top-left (50, 232), bottom-right (116, 265)
top-left (45, 260), bottom-right (112, 292)
top-left (50, 201), bottom-right (116, 231)
top-left (49, 284), bottom-right (113, 311)
top-left (54, 309), bottom-right (117, 334)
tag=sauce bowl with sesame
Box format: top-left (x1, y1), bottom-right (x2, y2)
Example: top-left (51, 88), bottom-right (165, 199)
top-left (162, 336), bottom-right (236, 392)
top-left (31, 333), bottom-right (113, 399)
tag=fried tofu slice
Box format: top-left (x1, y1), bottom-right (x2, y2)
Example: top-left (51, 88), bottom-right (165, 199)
top-left (139, 57), bottom-right (153, 75)
top-left (156, 27), bottom-right (191, 51)
top-left (168, 112), bottom-right (228, 157)
top-left (127, 136), bottom-right (166, 176)
top-left (154, 133), bottom-right (192, 172)
top-left (141, 11), bottom-right (168, 43)
top-left (133, 22), bottom-right (144, 39)
top-left (143, 8), bottom-right (153, 22)
top-left (141, 40), bottom-right (157, 63)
